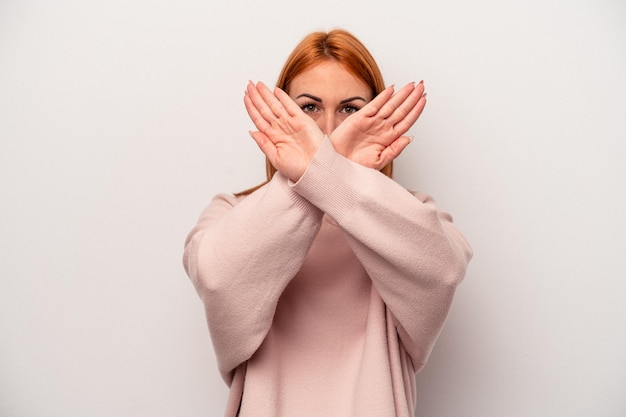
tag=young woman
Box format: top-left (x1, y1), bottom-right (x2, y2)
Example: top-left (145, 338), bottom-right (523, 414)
top-left (183, 29), bottom-right (472, 417)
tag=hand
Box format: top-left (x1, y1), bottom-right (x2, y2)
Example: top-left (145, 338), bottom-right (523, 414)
top-left (329, 81), bottom-right (427, 170)
top-left (244, 81), bottom-right (325, 182)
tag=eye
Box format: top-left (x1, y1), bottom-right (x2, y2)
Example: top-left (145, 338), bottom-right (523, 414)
top-left (300, 103), bottom-right (320, 113)
top-left (340, 104), bottom-right (361, 114)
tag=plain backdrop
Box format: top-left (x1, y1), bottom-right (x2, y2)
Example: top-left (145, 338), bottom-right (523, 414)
top-left (1, 0), bottom-right (625, 416)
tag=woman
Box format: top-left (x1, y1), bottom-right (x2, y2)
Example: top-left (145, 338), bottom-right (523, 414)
top-left (183, 29), bottom-right (472, 417)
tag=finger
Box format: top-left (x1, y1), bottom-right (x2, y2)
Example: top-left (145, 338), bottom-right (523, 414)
top-left (378, 135), bottom-right (412, 167)
top-left (376, 82), bottom-right (416, 119)
top-left (246, 81), bottom-right (280, 124)
top-left (359, 85), bottom-right (395, 117)
top-left (392, 92), bottom-right (427, 135)
top-left (244, 90), bottom-right (271, 133)
top-left (274, 87), bottom-right (303, 116)
top-left (249, 130), bottom-right (277, 161)
top-left (387, 81), bottom-right (426, 125)
top-left (256, 81), bottom-right (290, 120)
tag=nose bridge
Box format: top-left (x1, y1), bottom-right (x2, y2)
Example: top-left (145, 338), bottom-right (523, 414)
top-left (319, 111), bottom-right (339, 135)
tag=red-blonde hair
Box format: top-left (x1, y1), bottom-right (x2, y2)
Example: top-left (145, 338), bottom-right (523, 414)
top-left (239, 29), bottom-right (390, 196)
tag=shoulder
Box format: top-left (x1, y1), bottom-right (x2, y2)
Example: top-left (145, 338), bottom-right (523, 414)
top-left (210, 192), bottom-right (246, 208)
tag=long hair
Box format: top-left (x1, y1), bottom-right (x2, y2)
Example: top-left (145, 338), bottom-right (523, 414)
top-left (238, 29), bottom-right (390, 196)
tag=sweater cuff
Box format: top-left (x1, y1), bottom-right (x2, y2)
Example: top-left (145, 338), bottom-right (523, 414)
top-left (272, 171), bottom-right (323, 218)
top-left (290, 137), bottom-right (375, 223)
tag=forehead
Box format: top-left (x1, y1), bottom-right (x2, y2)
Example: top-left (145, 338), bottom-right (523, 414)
top-left (288, 61), bottom-right (372, 100)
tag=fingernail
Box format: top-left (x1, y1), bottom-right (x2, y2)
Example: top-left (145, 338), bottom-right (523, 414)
top-left (408, 135), bottom-right (414, 143)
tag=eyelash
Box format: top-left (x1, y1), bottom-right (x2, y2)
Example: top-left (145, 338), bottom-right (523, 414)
top-left (300, 103), bottom-right (362, 114)
top-left (300, 103), bottom-right (319, 113)
top-left (341, 105), bottom-right (361, 114)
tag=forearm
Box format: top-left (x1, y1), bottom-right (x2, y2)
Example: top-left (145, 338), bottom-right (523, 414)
top-left (183, 173), bottom-right (323, 378)
top-left (291, 137), bottom-right (472, 366)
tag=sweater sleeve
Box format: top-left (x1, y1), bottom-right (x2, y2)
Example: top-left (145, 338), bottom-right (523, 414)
top-left (183, 173), bottom-right (323, 383)
top-left (291, 138), bottom-right (473, 371)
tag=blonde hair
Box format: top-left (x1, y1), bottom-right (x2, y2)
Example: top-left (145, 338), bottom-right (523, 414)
top-left (238, 29), bottom-right (391, 196)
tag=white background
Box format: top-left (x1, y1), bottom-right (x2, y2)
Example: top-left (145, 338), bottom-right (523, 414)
top-left (1, 0), bottom-right (625, 416)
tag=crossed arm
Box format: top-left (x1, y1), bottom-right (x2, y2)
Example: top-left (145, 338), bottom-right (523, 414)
top-left (185, 80), bottom-right (472, 377)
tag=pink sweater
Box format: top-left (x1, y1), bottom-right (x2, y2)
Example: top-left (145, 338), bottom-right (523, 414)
top-left (183, 138), bottom-right (472, 416)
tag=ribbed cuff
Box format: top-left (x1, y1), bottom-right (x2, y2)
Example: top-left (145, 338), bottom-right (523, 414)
top-left (272, 171), bottom-right (323, 218)
top-left (289, 137), bottom-right (368, 223)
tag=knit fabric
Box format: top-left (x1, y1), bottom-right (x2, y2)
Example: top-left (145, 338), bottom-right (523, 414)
top-left (183, 137), bottom-right (472, 416)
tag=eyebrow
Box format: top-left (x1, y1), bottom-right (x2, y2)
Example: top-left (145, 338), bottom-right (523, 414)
top-left (295, 93), bottom-right (368, 104)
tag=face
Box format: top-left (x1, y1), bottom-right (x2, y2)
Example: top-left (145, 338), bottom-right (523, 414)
top-left (288, 60), bottom-right (373, 135)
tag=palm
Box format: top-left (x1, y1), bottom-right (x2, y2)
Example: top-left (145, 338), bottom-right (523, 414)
top-left (244, 81), bottom-right (324, 182)
top-left (330, 82), bottom-right (427, 170)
